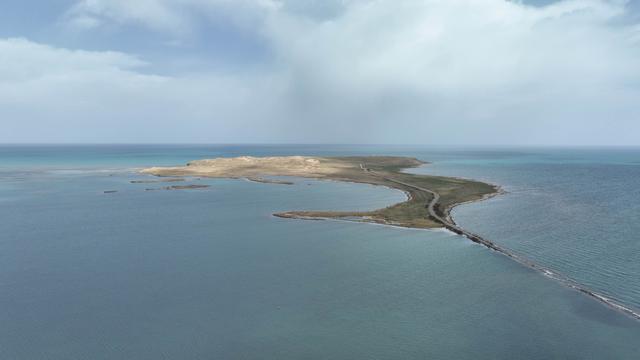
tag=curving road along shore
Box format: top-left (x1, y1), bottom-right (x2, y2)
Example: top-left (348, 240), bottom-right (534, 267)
top-left (364, 165), bottom-right (501, 250)
top-left (363, 164), bottom-right (640, 321)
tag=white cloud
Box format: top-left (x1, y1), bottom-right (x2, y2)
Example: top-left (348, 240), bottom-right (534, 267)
top-left (0, 38), bottom-right (148, 82)
top-left (4, 0), bottom-right (640, 144)
top-left (0, 38), bottom-right (283, 143)
top-left (64, 0), bottom-right (281, 34)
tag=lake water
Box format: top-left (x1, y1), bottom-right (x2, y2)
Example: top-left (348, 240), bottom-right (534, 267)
top-left (1, 145), bottom-right (639, 359)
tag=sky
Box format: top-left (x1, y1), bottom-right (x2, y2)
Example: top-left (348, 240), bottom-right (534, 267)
top-left (1, 0), bottom-right (640, 145)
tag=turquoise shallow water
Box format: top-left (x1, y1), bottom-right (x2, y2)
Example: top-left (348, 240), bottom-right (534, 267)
top-left (1, 145), bottom-right (640, 359)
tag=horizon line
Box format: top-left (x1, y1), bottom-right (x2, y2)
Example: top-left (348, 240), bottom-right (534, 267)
top-left (1, 143), bottom-right (640, 148)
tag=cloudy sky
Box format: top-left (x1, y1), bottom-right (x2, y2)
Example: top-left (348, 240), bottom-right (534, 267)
top-left (2, 0), bottom-right (639, 145)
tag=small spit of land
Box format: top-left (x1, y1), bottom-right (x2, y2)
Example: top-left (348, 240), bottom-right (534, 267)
top-left (142, 156), bottom-right (497, 229)
top-left (130, 178), bottom-right (185, 184)
top-left (142, 155), bottom-right (640, 321)
top-left (144, 184), bottom-right (210, 191)
top-left (246, 177), bottom-right (294, 185)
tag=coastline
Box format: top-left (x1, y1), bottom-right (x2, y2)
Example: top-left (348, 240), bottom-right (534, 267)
top-left (445, 185), bottom-right (507, 225)
top-left (141, 155), bottom-right (640, 321)
top-left (142, 155), bottom-right (500, 229)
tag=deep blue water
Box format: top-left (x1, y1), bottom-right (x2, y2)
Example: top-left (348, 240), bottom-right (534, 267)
top-left (1, 145), bottom-right (640, 359)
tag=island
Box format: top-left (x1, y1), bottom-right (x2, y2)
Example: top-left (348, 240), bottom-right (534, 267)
top-left (141, 156), bottom-right (498, 229)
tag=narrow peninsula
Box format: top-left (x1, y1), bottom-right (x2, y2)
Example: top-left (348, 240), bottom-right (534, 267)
top-left (141, 156), bottom-right (498, 229)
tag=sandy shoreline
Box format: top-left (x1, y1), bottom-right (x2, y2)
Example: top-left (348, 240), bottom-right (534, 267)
top-left (142, 155), bottom-right (500, 229)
